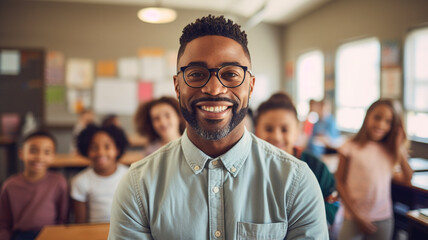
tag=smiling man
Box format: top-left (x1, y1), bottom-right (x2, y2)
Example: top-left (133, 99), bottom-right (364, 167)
top-left (108, 15), bottom-right (328, 240)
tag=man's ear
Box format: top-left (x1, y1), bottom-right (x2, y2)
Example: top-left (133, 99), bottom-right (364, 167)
top-left (249, 76), bottom-right (255, 98)
top-left (173, 75), bottom-right (180, 99)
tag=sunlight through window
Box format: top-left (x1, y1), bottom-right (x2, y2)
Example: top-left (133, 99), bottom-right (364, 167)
top-left (404, 27), bottom-right (428, 142)
top-left (296, 50), bottom-right (324, 121)
top-left (335, 38), bottom-right (380, 131)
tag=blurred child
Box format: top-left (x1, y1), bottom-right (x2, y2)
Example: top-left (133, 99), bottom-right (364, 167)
top-left (255, 92), bottom-right (339, 227)
top-left (101, 114), bottom-right (120, 127)
top-left (335, 99), bottom-right (413, 240)
top-left (71, 124), bottom-right (129, 223)
top-left (0, 130), bottom-right (68, 240)
top-left (306, 98), bottom-right (342, 157)
top-left (134, 96), bottom-right (185, 156)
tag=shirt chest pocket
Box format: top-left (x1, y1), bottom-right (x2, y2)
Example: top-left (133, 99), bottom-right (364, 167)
top-left (237, 222), bottom-right (287, 240)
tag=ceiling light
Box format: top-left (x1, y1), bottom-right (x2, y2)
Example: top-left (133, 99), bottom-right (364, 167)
top-left (138, 7), bottom-right (177, 24)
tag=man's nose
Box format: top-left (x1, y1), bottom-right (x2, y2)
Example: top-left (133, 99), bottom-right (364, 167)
top-left (201, 74), bottom-right (227, 96)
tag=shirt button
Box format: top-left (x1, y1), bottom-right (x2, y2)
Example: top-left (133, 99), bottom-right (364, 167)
top-left (212, 160), bottom-right (218, 166)
top-left (193, 165), bottom-right (200, 171)
top-left (231, 167), bottom-right (236, 173)
top-left (215, 230), bottom-right (221, 237)
top-left (213, 186), bottom-right (219, 193)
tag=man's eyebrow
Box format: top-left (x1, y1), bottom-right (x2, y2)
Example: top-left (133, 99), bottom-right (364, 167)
top-left (186, 62), bottom-right (207, 67)
top-left (219, 62), bottom-right (241, 67)
top-left (185, 61), bottom-right (243, 68)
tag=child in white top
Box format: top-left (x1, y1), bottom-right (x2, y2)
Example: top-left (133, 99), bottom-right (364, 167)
top-left (71, 124), bottom-right (129, 223)
top-left (335, 99), bottom-right (413, 240)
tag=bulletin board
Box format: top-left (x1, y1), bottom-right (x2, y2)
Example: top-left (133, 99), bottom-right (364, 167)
top-left (0, 48), bottom-right (45, 135)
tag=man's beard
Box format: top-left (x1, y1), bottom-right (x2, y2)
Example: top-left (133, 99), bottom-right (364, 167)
top-left (180, 97), bottom-right (248, 141)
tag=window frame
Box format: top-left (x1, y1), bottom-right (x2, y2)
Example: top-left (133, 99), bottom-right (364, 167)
top-left (335, 37), bottom-right (381, 132)
top-left (295, 50), bottom-right (325, 121)
top-left (404, 27), bottom-right (428, 143)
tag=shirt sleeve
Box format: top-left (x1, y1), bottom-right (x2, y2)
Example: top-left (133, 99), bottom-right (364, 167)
top-left (286, 163), bottom-right (329, 239)
top-left (0, 184), bottom-right (12, 240)
top-left (108, 169), bottom-right (152, 240)
top-left (70, 173), bottom-right (88, 202)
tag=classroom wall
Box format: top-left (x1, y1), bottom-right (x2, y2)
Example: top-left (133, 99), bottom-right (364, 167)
top-left (282, 0), bottom-right (428, 158)
top-left (0, 1), bottom-right (282, 153)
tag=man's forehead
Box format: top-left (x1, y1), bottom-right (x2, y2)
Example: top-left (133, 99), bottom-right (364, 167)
top-left (178, 35), bottom-right (250, 66)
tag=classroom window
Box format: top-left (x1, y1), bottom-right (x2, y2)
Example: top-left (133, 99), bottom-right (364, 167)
top-left (335, 38), bottom-right (381, 131)
top-left (404, 27), bottom-right (428, 142)
top-left (296, 50), bottom-right (324, 121)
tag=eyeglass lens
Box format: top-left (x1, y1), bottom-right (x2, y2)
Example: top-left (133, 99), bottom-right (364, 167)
top-left (183, 65), bottom-right (245, 87)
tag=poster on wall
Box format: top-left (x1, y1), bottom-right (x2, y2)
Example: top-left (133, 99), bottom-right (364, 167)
top-left (94, 79), bottom-right (138, 115)
top-left (139, 48), bottom-right (165, 82)
top-left (96, 60), bottom-right (116, 77)
top-left (45, 51), bottom-right (65, 85)
top-left (67, 89), bottom-right (91, 114)
top-left (381, 41), bottom-right (400, 67)
top-left (66, 58), bottom-right (94, 88)
top-left (0, 50), bottom-right (20, 75)
top-left (381, 67), bottom-right (401, 98)
top-left (153, 81), bottom-right (176, 99)
top-left (46, 86), bottom-right (66, 104)
top-left (138, 82), bottom-right (153, 102)
top-left (118, 57), bottom-right (139, 79)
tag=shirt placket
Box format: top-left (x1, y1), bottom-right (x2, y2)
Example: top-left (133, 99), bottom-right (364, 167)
top-left (208, 158), bottom-right (225, 240)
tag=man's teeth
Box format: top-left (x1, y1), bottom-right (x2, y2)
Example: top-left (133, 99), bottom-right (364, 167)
top-left (201, 106), bottom-right (228, 112)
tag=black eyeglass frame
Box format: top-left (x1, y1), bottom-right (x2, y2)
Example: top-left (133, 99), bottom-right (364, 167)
top-left (177, 65), bottom-right (254, 88)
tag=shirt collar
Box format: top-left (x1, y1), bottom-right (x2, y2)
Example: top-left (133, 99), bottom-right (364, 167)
top-left (181, 128), bottom-right (252, 177)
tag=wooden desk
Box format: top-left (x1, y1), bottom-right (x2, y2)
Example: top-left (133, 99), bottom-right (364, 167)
top-left (50, 151), bottom-right (144, 168)
top-left (36, 223), bottom-right (109, 240)
top-left (406, 209), bottom-right (428, 240)
top-left (392, 172), bottom-right (428, 237)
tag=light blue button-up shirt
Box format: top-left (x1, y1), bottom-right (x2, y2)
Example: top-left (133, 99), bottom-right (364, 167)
top-left (109, 129), bottom-right (328, 239)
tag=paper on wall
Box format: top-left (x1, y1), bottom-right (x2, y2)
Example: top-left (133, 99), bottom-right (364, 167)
top-left (138, 82), bottom-right (153, 102)
top-left (0, 50), bottom-right (20, 75)
top-left (139, 56), bottom-right (165, 82)
top-left (97, 60), bottom-right (116, 77)
top-left (118, 57), bottom-right (139, 79)
top-left (45, 51), bottom-right (65, 85)
top-left (67, 89), bottom-right (91, 113)
top-left (94, 79), bottom-right (138, 115)
top-left (153, 81), bottom-right (176, 99)
top-left (66, 58), bottom-right (94, 88)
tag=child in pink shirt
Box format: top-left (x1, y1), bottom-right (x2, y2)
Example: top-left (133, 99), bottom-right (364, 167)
top-left (0, 130), bottom-right (69, 240)
top-left (335, 99), bottom-right (413, 240)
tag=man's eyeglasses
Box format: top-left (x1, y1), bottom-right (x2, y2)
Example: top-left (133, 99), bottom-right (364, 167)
top-left (177, 65), bottom-right (253, 88)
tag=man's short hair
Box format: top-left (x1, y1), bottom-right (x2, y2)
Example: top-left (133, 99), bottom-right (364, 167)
top-left (178, 15), bottom-right (250, 62)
